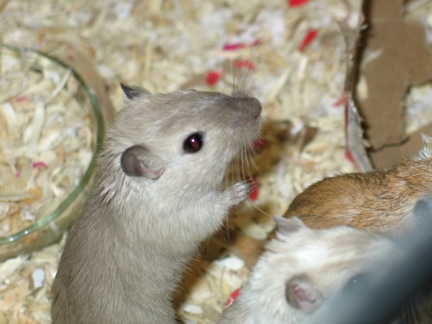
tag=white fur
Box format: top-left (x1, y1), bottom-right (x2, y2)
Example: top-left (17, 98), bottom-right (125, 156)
top-left (220, 219), bottom-right (396, 323)
top-left (414, 135), bottom-right (432, 161)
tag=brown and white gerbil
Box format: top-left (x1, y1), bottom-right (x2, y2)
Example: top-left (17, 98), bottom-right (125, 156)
top-left (222, 137), bottom-right (432, 269)
top-left (317, 195), bottom-right (432, 324)
top-left (285, 135), bottom-right (432, 232)
top-left (219, 217), bottom-right (399, 324)
top-left (51, 84), bottom-right (262, 323)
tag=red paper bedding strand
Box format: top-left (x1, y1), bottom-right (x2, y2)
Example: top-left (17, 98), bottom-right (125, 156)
top-left (299, 29), bottom-right (318, 52)
top-left (247, 177), bottom-right (259, 201)
top-left (222, 40), bottom-right (261, 51)
top-left (206, 70), bottom-right (222, 86)
top-left (288, 0), bottom-right (309, 7)
top-left (234, 59), bottom-right (255, 71)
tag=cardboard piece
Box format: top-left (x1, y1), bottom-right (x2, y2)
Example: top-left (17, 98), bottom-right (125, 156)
top-left (346, 0), bottom-right (432, 170)
top-left (341, 16), bottom-right (373, 172)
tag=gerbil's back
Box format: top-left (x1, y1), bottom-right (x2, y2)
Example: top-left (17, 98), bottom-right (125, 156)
top-left (52, 191), bottom-right (179, 324)
top-left (285, 158), bottom-right (432, 232)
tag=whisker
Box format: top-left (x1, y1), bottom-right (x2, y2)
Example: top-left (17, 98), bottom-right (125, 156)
top-left (241, 150), bottom-right (247, 182)
top-left (244, 147), bottom-right (255, 172)
top-left (229, 17), bottom-right (282, 98)
top-left (250, 203), bottom-right (275, 219)
top-left (245, 139), bottom-right (261, 173)
top-left (237, 153), bottom-right (243, 183)
top-left (246, 150), bottom-right (253, 178)
top-left (249, 150), bottom-right (259, 173)
top-left (246, 148), bottom-right (252, 171)
top-left (231, 59), bottom-right (236, 96)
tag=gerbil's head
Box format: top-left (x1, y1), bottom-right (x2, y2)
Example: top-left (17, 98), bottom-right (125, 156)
top-left (98, 84), bottom-right (261, 200)
top-left (244, 217), bottom-right (395, 321)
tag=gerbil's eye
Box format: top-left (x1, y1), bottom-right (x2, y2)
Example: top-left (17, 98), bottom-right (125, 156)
top-left (183, 132), bottom-right (203, 153)
top-left (343, 273), bottom-right (368, 292)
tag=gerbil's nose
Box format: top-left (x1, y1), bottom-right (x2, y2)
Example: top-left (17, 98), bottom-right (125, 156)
top-left (235, 97), bottom-right (262, 119)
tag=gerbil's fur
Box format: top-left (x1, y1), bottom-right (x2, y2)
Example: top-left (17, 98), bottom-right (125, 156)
top-left (219, 217), bottom-right (397, 324)
top-left (285, 135), bottom-right (432, 232)
top-left (223, 137), bottom-right (432, 323)
top-left (51, 85), bottom-right (261, 323)
top-left (226, 137), bottom-right (432, 269)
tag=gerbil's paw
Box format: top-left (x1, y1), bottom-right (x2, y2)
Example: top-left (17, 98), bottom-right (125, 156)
top-left (227, 181), bottom-right (253, 205)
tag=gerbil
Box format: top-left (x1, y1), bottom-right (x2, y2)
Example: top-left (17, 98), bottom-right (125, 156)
top-left (222, 137), bottom-right (432, 270)
top-left (285, 135), bottom-right (432, 232)
top-left (51, 84), bottom-right (261, 323)
top-left (317, 196), bottom-right (432, 324)
top-left (220, 217), bottom-right (398, 324)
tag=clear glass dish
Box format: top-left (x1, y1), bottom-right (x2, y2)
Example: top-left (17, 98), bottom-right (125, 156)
top-left (0, 44), bottom-right (104, 261)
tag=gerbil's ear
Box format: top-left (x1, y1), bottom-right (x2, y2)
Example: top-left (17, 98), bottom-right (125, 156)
top-left (120, 145), bottom-right (165, 179)
top-left (416, 134), bottom-right (432, 161)
top-left (120, 83), bottom-right (152, 100)
top-left (285, 274), bottom-right (323, 314)
top-left (413, 196), bottom-right (432, 228)
top-left (274, 217), bottom-right (306, 234)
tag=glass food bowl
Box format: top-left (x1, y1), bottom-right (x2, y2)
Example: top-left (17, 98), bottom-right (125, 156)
top-left (0, 44), bottom-right (104, 261)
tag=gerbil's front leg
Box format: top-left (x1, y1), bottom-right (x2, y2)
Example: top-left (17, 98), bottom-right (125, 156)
top-left (225, 181), bottom-right (253, 206)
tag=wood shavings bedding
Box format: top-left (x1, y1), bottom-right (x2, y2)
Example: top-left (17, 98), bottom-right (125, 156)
top-left (0, 0), bottom-right (431, 323)
top-left (0, 47), bottom-right (96, 239)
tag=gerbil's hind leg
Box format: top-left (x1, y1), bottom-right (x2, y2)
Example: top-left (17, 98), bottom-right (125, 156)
top-left (226, 181), bottom-right (253, 205)
top-left (227, 234), bottom-right (266, 268)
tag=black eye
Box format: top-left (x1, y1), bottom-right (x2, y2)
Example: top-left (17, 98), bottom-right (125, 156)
top-left (343, 273), bottom-right (368, 292)
top-left (183, 132), bottom-right (203, 153)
